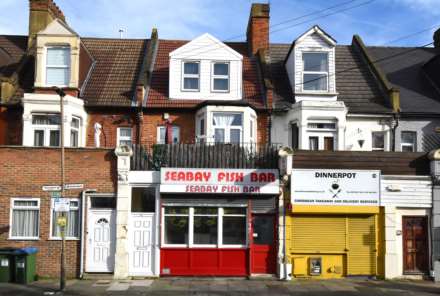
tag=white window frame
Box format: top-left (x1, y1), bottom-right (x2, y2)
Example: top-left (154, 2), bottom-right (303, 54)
top-left (211, 62), bottom-right (230, 93)
top-left (117, 127), bottom-right (132, 146)
top-left (157, 126), bottom-right (181, 144)
top-left (161, 206), bottom-right (248, 249)
top-left (401, 131), bottom-right (417, 152)
top-left (45, 46), bottom-right (71, 87)
top-left (212, 112), bottom-right (243, 144)
top-left (372, 131), bottom-right (385, 152)
top-left (70, 116), bottom-right (81, 148)
top-left (306, 120), bottom-right (337, 150)
top-left (196, 114), bottom-right (206, 143)
top-left (302, 51), bottom-right (329, 92)
top-left (31, 113), bottom-right (61, 147)
top-left (181, 61), bottom-right (200, 92)
top-left (49, 198), bottom-right (81, 240)
top-left (9, 198), bottom-right (40, 240)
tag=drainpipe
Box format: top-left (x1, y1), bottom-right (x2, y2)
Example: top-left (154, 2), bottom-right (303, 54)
top-left (389, 88), bottom-right (400, 152)
top-left (391, 112), bottom-right (399, 152)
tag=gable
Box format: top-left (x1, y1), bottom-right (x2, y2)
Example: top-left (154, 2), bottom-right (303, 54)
top-left (295, 25), bottom-right (336, 47)
top-left (37, 19), bottom-right (78, 37)
top-left (170, 33), bottom-right (242, 61)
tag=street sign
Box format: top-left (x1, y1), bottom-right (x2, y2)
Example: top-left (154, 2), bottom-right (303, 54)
top-left (42, 185), bottom-right (62, 192)
top-left (54, 198), bottom-right (70, 212)
top-left (50, 191), bottom-right (62, 198)
top-left (64, 183), bottom-right (84, 190)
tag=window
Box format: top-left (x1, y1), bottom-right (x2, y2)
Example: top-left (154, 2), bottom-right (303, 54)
top-left (307, 122), bottom-right (336, 130)
top-left (51, 199), bottom-right (80, 239)
top-left (46, 47), bottom-right (70, 86)
top-left (163, 206), bottom-right (247, 247)
top-left (90, 196), bottom-right (116, 209)
top-left (303, 52), bottom-right (328, 91)
top-left (401, 131), bottom-right (417, 152)
top-left (10, 199), bottom-right (40, 239)
top-left (213, 113), bottom-right (243, 143)
top-left (70, 117), bottom-right (80, 147)
top-left (32, 114), bottom-right (61, 147)
top-left (309, 137), bottom-right (319, 150)
top-left (117, 127), bottom-right (132, 146)
top-left (157, 126), bottom-right (180, 144)
top-left (182, 61), bottom-right (200, 91)
top-left (131, 187), bottom-right (156, 212)
top-left (372, 132), bottom-right (385, 151)
top-left (212, 62), bottom-right (229, 92)
top-left (291, 123), bottom-right (299, 150)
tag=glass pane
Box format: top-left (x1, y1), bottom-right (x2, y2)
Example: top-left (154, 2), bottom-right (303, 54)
top-left (32, 114), bottom-right (60, 125)
top-left (120, 140), bottom-right (132, 146)
top-left (372, 132), bottom-right (384, 149)
top-left (165, 216), bottom-right (188, 244)
top-left (223, 216), bottom-right (246, 245)
top-left (90, 196), bottom-right (116, 208)
top-left (12, 209), bottom-right (38, 237)
top-left (50, 130), bottom-right (60, 147)
top-left (308, 123), bottom-right (336, 129)
top-left (230, 129), bottom-right (241, 144)
top-left (165, 207), bottom-right (189, 215)
top-left (231, 114), bottom-right (242, 126)
top-left (158, 127), bottom-right (166, 144)
top-left (402, 131), bottom-right (416, 144)
top-left (303, 73), bottom-right (328, 91)
top-left (224, 208), bottom-right (246, 215)
top-left (71, 117), bottom-right (80, 128)
top-left (252, 216), bottom-right (274, 245)
top-left (214, 63), bottom-right (229, 75)
top-left (309, 137), bottom-right (319, 150)
top-left (184, 78), bottom-right (199, 90)
top-left (34, 130), bottom-right (44, 146)
top-left (131, 187), bottom-right (156, 212)
top-left (194, 216), bottom-right (218, 244)
top-left (184, 62), bottom-right (199, 74)
top-left (214, 128), bottom-right (225, 143)
top-left (14, 200), bottom-right (38, 207)
top-left (46, 67), bottom-right (69, 86)
top-left (303, 52), bottom-right (328, 72)
top-left (402, 145), bottom-right (414, 152)
top-left (200, 118), bottom-right (205, 135)
top-left (172, 126), bottom-right (180, 144)
top-left (70, 201), bottom-right (79, 207)
top-left (70, 130), bottom-right (78, 147)
top-left (213, 78), bottom-right (229, 91)
top-left (119, 128), bottom-right (131, 137)
top-left (194, 207), bottom-right (217, 215)
top-left (47, 48), bottom-right (70, 66)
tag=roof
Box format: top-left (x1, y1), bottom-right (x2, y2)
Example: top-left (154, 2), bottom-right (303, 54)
top-left (366, 46), bottom-right (440, 115)
top-left (269, 43), bottom-right (392, 114)
top-left (146, 40), bottom-right (266, 110)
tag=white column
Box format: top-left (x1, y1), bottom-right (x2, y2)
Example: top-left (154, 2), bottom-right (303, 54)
top-left (114, 146), bottom-right (132, 279)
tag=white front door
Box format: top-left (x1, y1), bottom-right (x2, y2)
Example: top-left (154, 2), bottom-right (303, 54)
top-left (128, 213), bottom-right (155, 276)
top-left (86, 210), bottom-right (116, 272)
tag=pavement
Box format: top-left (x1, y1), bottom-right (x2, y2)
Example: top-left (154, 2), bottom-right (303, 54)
top-left (0, 278), bottom-right (440, 296)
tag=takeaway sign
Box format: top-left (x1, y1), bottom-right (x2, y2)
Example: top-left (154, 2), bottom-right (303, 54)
top-left (291, 169), bottom-right (380, 206)
top-left (160, 168), bottom-right (279, 195)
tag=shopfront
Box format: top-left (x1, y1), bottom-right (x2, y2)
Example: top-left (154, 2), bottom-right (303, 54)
top-left (159, 168), bottom-right (279, 276)
top-left (287, 169), bottom-right (383, 279)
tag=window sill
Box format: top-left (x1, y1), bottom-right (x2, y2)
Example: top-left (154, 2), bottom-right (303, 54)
top-left (48, 238), bottom-right (80, 241)
top-left (297, 91), bottom-right (338, 96)
top-left (211, 90), bottom-right (230, 93)
top-left (8, 238), bottom-right (40, 241)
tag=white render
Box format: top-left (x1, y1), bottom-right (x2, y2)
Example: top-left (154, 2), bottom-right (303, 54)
top-left (22, 93), bottom-right (87, 147)
top-left (169, 33), bottom-right (243, 101)
top-left (345, 115), bottom-right (393, 151)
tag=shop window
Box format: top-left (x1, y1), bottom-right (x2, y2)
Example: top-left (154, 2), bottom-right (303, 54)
top-left (222, 208), bottom-right (246, 245)
top-left (46, 46), bottom-right (70, 87)
top-left (10, 198), bottom-right (40, 239)
top-left (194, 207), bottom-right (218, 245)
top-left (90, 196), bottom-right (116, 209)
top-left (401, 131), bottom-right (417, 152)
top-left (182, 61), bottom-right (200, 91)
top-left (117, 127), bottom-right (132, 146)
top-left (164, 207), bottom-right (189, 245)
top-left (131, 187), bottom-right (156, 213)
top-left (157, 126), bottom-right (180, 144)
top-left (302, 52), bottom-right (328, 91)
top-left (51, 199), bottom-right (80, 239)
top-left (32, 114), bottom-right (61, 147)
top-left (213, 113), bottom-right (242, 143)
top-left (372, 132), bottom-right (385, 151)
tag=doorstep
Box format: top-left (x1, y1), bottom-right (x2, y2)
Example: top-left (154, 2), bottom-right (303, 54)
top-left (248, 274), bottom-right (278, 280)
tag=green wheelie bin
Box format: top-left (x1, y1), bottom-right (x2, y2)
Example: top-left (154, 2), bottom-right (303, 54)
top-left (14, 247), bottom-right (38, 284)
top-left (0, 248), bottom-right (16, 282)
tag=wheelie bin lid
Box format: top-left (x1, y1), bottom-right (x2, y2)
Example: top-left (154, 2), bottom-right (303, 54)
top-left (18, 247), bottom-right (38, 255)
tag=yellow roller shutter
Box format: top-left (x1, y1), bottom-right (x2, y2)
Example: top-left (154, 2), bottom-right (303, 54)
top-left (291, 215), bottom-right (346, 253)
top-left (347, 215), bottom-right (376, 275)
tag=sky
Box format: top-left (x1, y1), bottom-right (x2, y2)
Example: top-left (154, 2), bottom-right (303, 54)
top-left (0, 0), bottom-right (439, 46)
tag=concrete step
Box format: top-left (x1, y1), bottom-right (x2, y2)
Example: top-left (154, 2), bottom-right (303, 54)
top-left (81, 273), bottom-right (113, 280)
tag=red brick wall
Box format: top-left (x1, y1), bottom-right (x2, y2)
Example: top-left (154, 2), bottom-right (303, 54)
top-left (247, 4), bottom-right (270, 55)
top-left (256, 111), bottom-right (270, 144)
top-left (0, 147), bottom-right (116, 277)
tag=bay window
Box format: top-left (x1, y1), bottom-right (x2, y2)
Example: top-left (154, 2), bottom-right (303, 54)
top-left (51, 199), bottom-right (80, 239)
top-left (32, 114), bottom-right (60, 147)
top-left (213, 113), bottom-right (242, 143)
top-left (212, 62), bottom-right (229, 92)
top-left (46, 47), bottom-right (70, 87)
top-left (70, 117), bottom-right (80, 147)
top-left (303, 52), bottom-right (328, 91)
top-left (163, 206), bottom-right (247, 247)
top-left (182, 61), bottom-right (200, 91)
top-left (10, 198), bottom-right (40, 239)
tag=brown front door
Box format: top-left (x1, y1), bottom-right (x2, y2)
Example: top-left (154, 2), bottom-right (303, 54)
top-left (324, 137), bottom-right (334, 151)
top-left (402, 216), bottom-right (429, 274)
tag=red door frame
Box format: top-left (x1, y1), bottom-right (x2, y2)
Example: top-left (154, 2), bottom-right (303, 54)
top-left (250, 212), bottom-right (277, 274)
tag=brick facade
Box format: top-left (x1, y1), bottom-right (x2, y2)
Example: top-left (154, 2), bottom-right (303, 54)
top-left (0, 147), bottom-right (116, 277)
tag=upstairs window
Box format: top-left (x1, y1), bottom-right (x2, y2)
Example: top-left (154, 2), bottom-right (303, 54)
top-left (32, 114), bottom-right (61, 147)
top-left (117, 127), bottom-right (132, 146)
top-left (212, 62), bottom-right (229, 92)
top-left (213, 113), bottom-right (242, 143)
top-left (46, 47), bottom-right (70, 87)
top-left (70, 117), bottom-right (80, 147)
top-left (372, 132), bottom-right (385, 151)
top-left (182, 61), bottom-right (200, 91)
top-left (303, 52), bottom-right (328, 91)
top-left (401, 131), bottom-right (417, 152)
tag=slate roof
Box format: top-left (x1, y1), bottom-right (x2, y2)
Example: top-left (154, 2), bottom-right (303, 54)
top-left (366, 46), bottom-right (440, 115)
top-left (146, 40), bottom-right (266, 110)
top-left (269, 43), bottom-right (392, 114)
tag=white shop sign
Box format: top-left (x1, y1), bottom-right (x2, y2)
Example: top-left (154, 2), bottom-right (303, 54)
top-left (291, 169), bottom-right (380, 206)
top-left (160, 168), bottom-right (279, 195)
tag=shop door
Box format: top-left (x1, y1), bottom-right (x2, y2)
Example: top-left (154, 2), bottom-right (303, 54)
top-left (86, 210), bottom-right (116, 272)
top-left (251, 215), bottom-right (276, 274)
top-left (403, 216), bottom-right (429, 274)
top-left (128, 213), bottom-right (155, 276)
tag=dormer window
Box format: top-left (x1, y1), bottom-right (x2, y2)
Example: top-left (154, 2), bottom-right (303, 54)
top-left (46, 46), bottom-right (71, 87)
top-left (212, 62), bottom-right (229, 92)
top-left (302, 52), bottom-right (328, 91)
top-left (182, 61), bottom-right (200, 91)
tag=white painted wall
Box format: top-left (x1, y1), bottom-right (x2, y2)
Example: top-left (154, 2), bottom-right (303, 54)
top-left (345, 115), bottom-right (392, 151)
top-left (169, 33), bottom-right (242, 101)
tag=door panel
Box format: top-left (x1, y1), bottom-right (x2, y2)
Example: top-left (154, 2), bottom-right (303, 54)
top-left (129, 213), bottom-right (155, 276)
top-left (86, 211), bottom-right (116, 272)
top-left (251, 215), bottom-right (276, 274)
top-left (403, 216), bottom-right (429, 274)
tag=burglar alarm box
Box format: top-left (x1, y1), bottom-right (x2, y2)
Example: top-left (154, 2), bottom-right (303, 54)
top-left (309, 257), bottom-right (322, 276)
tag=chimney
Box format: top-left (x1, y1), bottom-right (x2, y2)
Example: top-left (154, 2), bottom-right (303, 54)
top-left (28, 0), bottom-right (66, 49)
top-left (434, 28), bottom-right (440, 48)
top-left (246, 3), bottom-right (270, 55)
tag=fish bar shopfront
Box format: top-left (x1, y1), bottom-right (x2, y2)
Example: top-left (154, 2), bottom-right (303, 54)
top-left (159, 168), bottom-right (280, 276)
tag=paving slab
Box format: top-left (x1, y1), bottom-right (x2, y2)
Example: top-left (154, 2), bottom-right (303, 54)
top-left (106, 281), bottom-right (130, 291)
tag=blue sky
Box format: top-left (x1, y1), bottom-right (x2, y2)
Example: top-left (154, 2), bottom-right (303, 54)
top-left (0, 0), bottom-right (439, 46)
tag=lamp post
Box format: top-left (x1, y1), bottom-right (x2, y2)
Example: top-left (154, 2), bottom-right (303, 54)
top-left (54, 87), bottom-right (66, 291)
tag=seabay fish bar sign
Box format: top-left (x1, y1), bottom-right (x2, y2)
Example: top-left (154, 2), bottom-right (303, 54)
top-left (160, 168), bottom-right (279, 195)
top-left (291, 169), bottom-right (380, 206)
